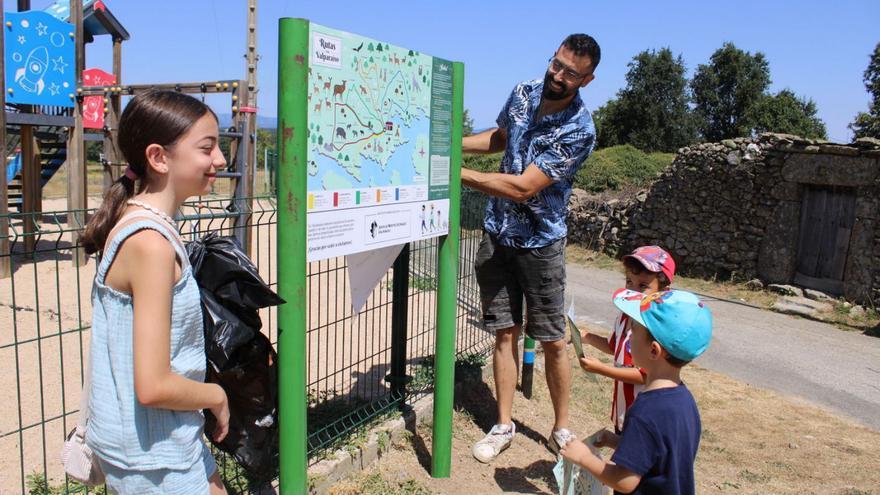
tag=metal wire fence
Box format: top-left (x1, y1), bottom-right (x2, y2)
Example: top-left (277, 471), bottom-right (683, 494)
top-left (0, 190), bottom-right (491, 493)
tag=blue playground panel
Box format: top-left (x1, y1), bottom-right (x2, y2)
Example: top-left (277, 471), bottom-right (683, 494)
top-left (4, 10), bottom-right (75, 107)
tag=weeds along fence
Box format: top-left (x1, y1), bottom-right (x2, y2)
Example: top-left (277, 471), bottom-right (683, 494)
top-left (0, 190), bottom-right (491, 493)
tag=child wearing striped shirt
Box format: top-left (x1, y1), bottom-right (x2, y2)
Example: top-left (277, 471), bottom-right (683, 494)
top-left (577, 246), bottom-right (675, 432)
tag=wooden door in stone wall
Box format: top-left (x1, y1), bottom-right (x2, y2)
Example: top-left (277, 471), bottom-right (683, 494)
top-left (794, 185), bottom-right (856, 295)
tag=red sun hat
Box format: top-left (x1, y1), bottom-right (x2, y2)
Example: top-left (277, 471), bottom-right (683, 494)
top-left (623, 245), bottom-right (676, 283)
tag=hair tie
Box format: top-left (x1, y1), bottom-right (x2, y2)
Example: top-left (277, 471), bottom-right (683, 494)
top-left (124, 166), bottom-right (139, 181)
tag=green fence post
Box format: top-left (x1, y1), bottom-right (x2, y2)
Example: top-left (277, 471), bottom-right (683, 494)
top-left (432, 60), bottom-right (464, 478)
top-left (277, 17), bottom-right (309, 495)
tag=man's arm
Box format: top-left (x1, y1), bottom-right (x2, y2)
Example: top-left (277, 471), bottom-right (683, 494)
top-left (461, 163), bottom-right (553, 203)
top-left (462, 127), bottom-right (507, 154)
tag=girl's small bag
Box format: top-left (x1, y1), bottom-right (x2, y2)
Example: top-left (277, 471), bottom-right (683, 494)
top-left (60, 363), bottom-right (105, 485)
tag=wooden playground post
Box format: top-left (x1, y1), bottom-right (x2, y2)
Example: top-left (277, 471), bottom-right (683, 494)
top-left (67, 0), bottom-right (87, 266)
top-left (0, 9), bottom-right (10, 278)
top-left (16, 0), bottom-right (37, 254)
top-left (236, 84), bottom-right (255, 257)
top-left (102, 37), bottom-right (123, 191)
top-left (20, 124), bottom-right (37, 253)
top-left (243, 0), bottom-right (258, 257)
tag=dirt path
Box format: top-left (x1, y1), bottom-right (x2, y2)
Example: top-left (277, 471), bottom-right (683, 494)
top-left (564, 262), bottom-right (880, 431)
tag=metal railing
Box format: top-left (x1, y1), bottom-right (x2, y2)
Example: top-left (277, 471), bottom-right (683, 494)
top-left (0, 190), bottom-right (491, 493)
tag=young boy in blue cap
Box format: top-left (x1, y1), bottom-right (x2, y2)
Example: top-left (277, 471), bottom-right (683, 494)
top-left (561, 289), bottom-right (712, 495)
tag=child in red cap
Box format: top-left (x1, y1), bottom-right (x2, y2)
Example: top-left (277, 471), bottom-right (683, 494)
top-left (577, 245), bottom-right (676, 433)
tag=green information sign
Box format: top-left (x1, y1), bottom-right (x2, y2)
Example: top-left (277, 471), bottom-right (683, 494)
top-left (304, 23), bottom-right (453, 260)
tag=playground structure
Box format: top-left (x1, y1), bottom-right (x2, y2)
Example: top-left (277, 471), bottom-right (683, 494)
top-left (0, 4), bottom-right (490, 494)
top-left (0, 2), bottom-right (268, 489)
top-left (1, 0), bottom-right (259, 278)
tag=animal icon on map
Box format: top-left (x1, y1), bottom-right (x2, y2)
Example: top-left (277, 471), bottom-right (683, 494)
top-left (333, 80), bottom-right (347, 99)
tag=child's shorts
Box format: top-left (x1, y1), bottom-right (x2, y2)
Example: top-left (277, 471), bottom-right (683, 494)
top-left (97, 441), bottom-right (218, 494)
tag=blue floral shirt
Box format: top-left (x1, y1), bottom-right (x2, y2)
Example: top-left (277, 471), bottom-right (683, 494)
top-left (483, 79), bottom-right (596, 248)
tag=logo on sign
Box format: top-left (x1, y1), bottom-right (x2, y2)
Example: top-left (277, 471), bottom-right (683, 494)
top-left (313, 33), bottom-right (342, 68)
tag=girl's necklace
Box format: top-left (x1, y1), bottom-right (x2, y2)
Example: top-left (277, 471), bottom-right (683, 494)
top-left (126, 199), bottom-right (179, 231)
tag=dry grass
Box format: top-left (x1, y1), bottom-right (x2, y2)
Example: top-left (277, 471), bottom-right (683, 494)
top-left (688, 363), bottom-right (879, 494)
top-left (564, 244), bottom-right (879, 334)
top-left (327, 330), bottom-right (880, 494)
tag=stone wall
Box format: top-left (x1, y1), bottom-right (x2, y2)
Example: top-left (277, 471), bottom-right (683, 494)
top-left (565, 190), bottom-right (641, 253)
top-left (567, 134), bottom-right (880, 304)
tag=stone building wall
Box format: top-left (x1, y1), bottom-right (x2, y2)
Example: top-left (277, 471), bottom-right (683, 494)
top-left (566, 134), bottom-right (880, 304)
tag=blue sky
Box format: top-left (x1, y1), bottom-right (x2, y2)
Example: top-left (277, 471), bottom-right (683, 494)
top-left (6, 0), bottom-right (879, 142)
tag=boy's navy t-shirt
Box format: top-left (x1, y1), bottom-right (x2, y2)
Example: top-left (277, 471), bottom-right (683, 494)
top-left (611, 384), bottom-right (701, 495)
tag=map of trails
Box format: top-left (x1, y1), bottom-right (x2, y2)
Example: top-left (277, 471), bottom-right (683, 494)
top-left (305, 22), bottom-right (454, 261)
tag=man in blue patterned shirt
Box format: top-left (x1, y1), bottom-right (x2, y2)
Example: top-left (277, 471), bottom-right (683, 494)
top-left (462, 34), bottom-right (599, 463)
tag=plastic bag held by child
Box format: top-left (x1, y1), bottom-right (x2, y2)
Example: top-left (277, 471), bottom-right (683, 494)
top-left (187, 233), bottom-right (285, 483)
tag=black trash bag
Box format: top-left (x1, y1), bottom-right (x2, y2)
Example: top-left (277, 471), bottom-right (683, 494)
top-left (188, 233), bottom-right (284, 369)
top-left (186, 233), bottom-right (285, 484)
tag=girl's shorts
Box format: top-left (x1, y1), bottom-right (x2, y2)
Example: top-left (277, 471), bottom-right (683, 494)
top-left (97, 441), bottom-right (218, 494)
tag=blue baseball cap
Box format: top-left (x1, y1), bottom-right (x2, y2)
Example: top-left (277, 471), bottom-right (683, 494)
top-left (612, 289), bottom-right (713, 361)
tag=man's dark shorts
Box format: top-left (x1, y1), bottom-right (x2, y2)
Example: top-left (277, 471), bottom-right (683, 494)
top-left (474, 232), bottom-right (566, 342)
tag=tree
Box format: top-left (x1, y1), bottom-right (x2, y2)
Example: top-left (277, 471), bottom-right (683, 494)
top-left (256, 128), bottom-right (276, 157)
top-left (462, 108), bottom-right (474, 136)
top-left (849, 42), bottom-right (880, 139)
top-left (86, 141), bottom-right (101, 162)
top-left (692, 42), bottom-right (771, 141)
top-left (593, 98), bottom-right (620, 147)
top-left (750, 89), bottom-right (827, 139)
top-left (594, 48), bottom-right (696, 152)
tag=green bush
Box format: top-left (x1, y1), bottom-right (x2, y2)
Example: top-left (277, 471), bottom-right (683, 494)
top-left (462, 146), bottom-right (673, 193)
top-left (575, 144), bottom-right (673, 192)
top-left (462, 153), bottom-right (503, 173)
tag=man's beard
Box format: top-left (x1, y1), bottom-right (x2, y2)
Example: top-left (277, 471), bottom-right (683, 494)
top-left (541, 71), bottom-right (575, 101)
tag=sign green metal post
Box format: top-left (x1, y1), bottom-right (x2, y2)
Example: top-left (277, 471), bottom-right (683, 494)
top-left (277, 17), bottom-right (310, 495)
top-left (431, 61), bottom-right (464, 478)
